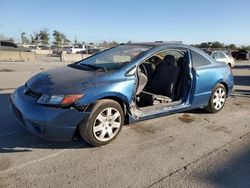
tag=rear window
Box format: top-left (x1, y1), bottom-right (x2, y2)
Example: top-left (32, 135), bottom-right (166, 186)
top-left (191, 51), bottom-right (211, 68)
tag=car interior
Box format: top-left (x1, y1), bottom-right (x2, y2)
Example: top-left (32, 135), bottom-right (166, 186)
top-left (135, 49), bottom-right (190, 108)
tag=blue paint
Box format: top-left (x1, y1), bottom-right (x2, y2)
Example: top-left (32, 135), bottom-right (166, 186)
top-left (10, 43), bottom-right (233, 142)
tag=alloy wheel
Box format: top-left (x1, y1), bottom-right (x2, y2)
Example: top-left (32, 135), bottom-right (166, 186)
top-left (93, 107), bottom-right (121, 142)
top-left (213, 87), bottom-right (226, 110)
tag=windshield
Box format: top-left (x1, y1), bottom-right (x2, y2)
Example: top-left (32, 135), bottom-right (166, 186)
top-left (78, 45), bottom-right (152, 70)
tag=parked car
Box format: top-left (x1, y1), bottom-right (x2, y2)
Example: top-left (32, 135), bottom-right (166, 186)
top-left (231, 51), bottom-right (238, 59)
top-left (211, 51), bottom-right (235, 68)
top-left (236, 50), bottom-right (249, 60)
top-left (76, 48), bottom-right (101, 54)
top-left (204, 51), bottom-right (212, 55)
top-left (65, 44), bottom-right (86, 54)
top-left (10, 43), bottom-right (234, 146)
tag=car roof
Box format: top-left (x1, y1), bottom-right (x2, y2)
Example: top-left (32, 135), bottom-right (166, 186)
top-left (127, 41), bottom-right (187, 47)
top-left (123, 42), bottom-right (217, 65)
top-left (125, 42), bottom-right (205, 53)
top-left (124, 42), bottom-right (203, 52)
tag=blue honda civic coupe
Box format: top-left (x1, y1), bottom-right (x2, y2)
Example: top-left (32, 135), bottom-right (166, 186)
top-left (10, 42), bottom-right (234, 146)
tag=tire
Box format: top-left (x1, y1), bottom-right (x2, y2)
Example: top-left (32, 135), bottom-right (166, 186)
top-left (79, 99), bottom-right (124, 146)
top-left (204, 84), bottom-right (227, 113)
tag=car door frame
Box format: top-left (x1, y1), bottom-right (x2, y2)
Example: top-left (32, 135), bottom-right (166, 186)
top-left (129, 47), bottom-right (194, 120)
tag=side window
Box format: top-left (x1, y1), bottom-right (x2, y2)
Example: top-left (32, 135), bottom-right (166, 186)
top-left (157, 50), bottom-right (186, 62)
top-left (140, 49), bottom-right (186, 78)
top-left (191, 51), bottom-right (211, 68)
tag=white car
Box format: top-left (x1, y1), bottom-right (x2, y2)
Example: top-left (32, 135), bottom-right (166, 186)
top-left (66, 45), bottom-right (86, 54)
top-left (211, 51), bottom-right (235, 68)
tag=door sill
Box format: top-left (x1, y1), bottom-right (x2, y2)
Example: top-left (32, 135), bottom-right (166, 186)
top-left (133, 100), bottom-right (186, 119)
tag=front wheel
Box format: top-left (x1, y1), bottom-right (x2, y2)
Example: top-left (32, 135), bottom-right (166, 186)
top-left (79, 99), bottom-right (124, 146)
top-left (204, 84), bottom-right (227, 113)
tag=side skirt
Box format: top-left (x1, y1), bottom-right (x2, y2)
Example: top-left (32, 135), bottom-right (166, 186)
top-left (129, 100), bottom-right (191, 122)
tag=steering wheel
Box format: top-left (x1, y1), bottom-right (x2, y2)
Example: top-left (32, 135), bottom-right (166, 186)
top-left (139, 64), bottom-right (148, 78)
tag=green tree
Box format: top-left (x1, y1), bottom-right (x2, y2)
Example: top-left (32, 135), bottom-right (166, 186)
top-left (240, 45), bottom-right (245, 49)
top-left (52, 30), bottom-right (62, 47)
top-left (39, 29), bottom-right (50, 45)
top-left (211, 41), bottom-right (224, 49)
top-left (61, 33), bottom-right (71, 45)
top-left (200, 42), bottom-right (210, 48)
top-left (99, 40), bottom-right (118, 48)
top-left (226, 44), bottom-right (237, 50)
top-left (110, 41), bottom-right (119, 47)
top-left (53, 30), bottom-right (71, 47)
top-left (30, 34), bottom-right (35, 44)
top-left (30, 32), bottom-right (40, 45)
top-left (21, 32), bottom-right (30, 44)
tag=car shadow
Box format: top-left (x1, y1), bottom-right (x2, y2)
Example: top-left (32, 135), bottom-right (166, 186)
top-left (184, 108), bottom-right (210, 114)
top-left (234, 75), bottom-right (250, 87)
top-left (233, 65), bottom-right (250, 69)
top-left (234, 89), bottom-right (250, 95)
top-left (0, 93), bottom-right (90, 153)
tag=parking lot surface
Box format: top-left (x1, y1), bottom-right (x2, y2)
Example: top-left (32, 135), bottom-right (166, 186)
top-left (0, 60), bottom-right (250, 188)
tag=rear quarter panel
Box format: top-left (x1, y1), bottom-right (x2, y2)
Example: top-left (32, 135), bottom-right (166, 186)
top-left (191, 62), bottom-right (233, 108)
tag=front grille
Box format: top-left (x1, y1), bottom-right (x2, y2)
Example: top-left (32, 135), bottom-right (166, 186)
top-left (25, 88), bottom-right (42, 99)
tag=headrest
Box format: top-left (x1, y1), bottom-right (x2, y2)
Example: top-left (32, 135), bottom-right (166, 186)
top-left (177, 57), bottom-right (185, 66)
top-left (163, 55), bottom-right (176, 66)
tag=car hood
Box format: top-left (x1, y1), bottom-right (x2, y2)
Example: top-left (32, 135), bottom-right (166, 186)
top-left (26, 65), bottom-right (106, 95)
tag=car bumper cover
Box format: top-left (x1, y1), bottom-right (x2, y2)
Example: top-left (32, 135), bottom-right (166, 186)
top-left (10, 86), bottom-right (90, 142)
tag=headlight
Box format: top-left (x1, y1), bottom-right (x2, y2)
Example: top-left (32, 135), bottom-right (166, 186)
top-left (37, 94), bottom-right (84, 106)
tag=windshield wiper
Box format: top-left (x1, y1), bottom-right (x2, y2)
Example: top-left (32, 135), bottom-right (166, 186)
top-left (77, 64), bottom-right (107, 72)
top-left (87, 64), bottom-right (108, 72)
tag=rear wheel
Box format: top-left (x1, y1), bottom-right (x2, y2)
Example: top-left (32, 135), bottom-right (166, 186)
top-left (79, 99), bottom-right (124, 146)
top-left (204, 84), bottom-right (227, 113)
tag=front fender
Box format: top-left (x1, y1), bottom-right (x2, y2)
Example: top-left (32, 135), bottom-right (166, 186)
top-left (78, 78), bottom-right (135, 106)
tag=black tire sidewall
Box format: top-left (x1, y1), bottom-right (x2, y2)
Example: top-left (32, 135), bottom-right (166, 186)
top-left (80, 99), bottom-right (124, 146)
top-left (206, 84), bottom-right (227, 113)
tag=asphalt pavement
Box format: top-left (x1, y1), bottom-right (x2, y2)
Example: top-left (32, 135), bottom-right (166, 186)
top-left (0, 60), bottom-right (250, 188)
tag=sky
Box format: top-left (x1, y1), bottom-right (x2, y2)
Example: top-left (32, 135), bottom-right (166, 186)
top-left (0, 0), bottom-right (250, 45)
